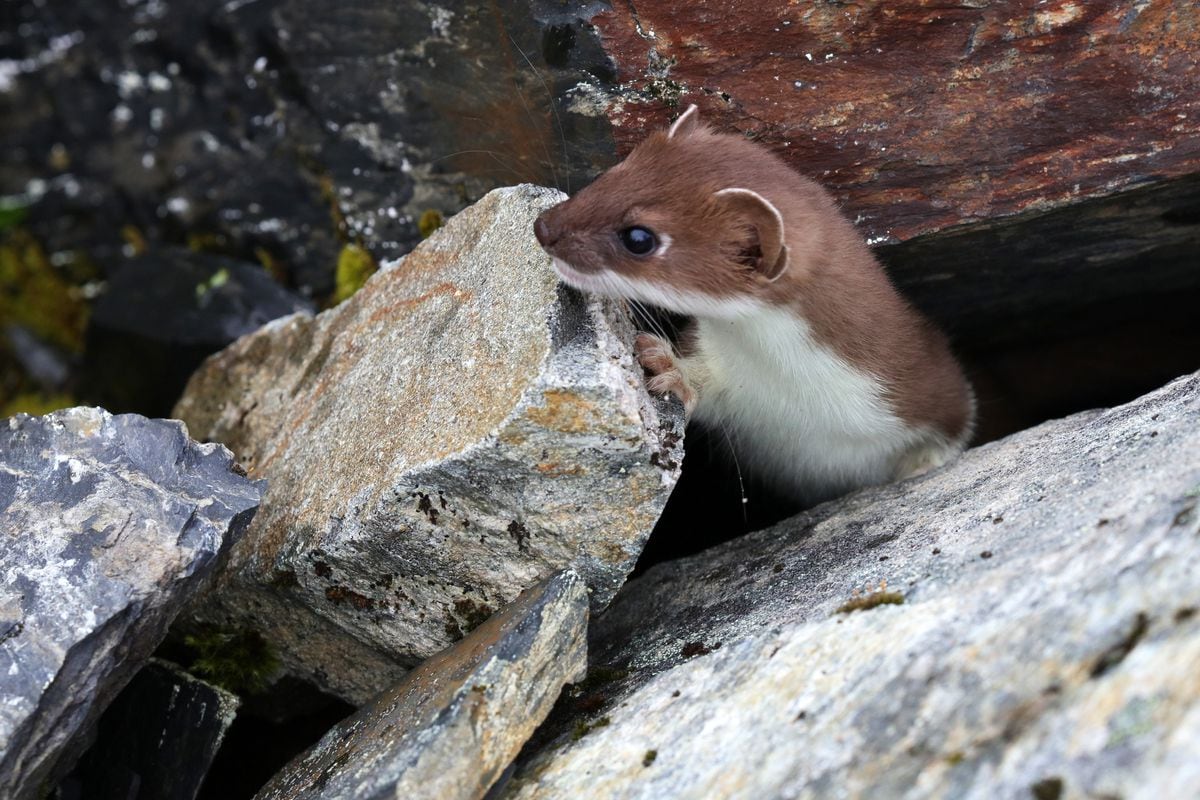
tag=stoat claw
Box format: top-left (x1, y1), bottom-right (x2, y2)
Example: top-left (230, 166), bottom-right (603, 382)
top-left (634, 333), bottom-right (697, 415)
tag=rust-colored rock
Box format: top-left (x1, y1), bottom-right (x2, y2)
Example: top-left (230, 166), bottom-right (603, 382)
top-left (592, 0), bottom-right (1200, 243)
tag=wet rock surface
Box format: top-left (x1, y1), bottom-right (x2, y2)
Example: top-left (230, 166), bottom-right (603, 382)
top-left (0, 408), bottom-right (261, 800)
top-left (175, 184), bottom-right (682, 702)
top-left (591, 0), bottom-right (1200, 244)
top-left (503, 371), bottom-right (1200, 799)
top-left (256, 570), bottom-right (588, 800)
top-left (58, 659), bottom-right (239, 800)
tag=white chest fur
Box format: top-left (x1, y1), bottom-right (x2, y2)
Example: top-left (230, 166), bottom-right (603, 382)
top-left (684, 306), bottom-right (928, 501)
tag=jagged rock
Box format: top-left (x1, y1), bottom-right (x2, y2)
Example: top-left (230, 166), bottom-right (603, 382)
top-left (257, 570), bottom-right (588, 800)
top-left (0, 408), bottom-right (261, 800)
top-left (57, 659), bottom-right (239, 800)
top-left (591, 1), bottom-right (1200, 244)
top-left (174, 184), bottom-right (683, 702)
top-left (503, 371), bottom-right (1200, 799)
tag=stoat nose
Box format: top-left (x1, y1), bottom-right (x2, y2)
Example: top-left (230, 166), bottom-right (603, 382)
top-left (534, 214), bottom-right (558, 248)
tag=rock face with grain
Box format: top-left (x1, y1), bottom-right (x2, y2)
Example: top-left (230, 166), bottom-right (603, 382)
top-left (174, 184), bottom-right (683, 702)
top-left (592, 0), bottom-right (1200, 244)
top-left (503, 371), bottom-right (1200, 799)
top-left (0, 408), bottom-right (260, 800)
top-left (257, 570), bottom-right (588, 800)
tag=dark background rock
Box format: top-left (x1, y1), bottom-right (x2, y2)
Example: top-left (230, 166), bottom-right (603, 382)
top-left (56, 659), bottom-right (239, 800)
top-left (0, 0), bottom-right (615, 418)
top-left (82, 249), bottom-right (312, 416)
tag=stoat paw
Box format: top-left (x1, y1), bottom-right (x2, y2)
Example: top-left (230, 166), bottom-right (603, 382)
top-left (895, 441), bottom-right (963, 480)
top-left (634, 333), bottom-right (696, 414)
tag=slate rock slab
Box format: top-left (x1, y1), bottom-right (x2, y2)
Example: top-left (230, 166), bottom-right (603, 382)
top-left (591, 0), bottom-right (1200, 244)
top-left (256, 570), bottom-right (588, 800)
top-left (58, 659), bottom-right (239, 800)
top-left (0, 407), bottom-right (261, 800)
top-left (175, 184), bottom-right (683, 702)
top-left (504, 371), bottom-right (1200, 799)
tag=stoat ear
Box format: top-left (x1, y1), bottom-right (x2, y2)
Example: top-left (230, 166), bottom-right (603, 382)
top-left (714, 188), bottom-right (790, 282)
top-left (667, 104), bottom-right (702, 139)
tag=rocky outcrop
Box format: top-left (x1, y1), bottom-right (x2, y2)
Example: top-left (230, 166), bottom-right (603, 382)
top-left (0, 408), bottom-right (260, 800)
top-left (257, 570), bottom-right (588, 800)
top-left (174, 184), bottom-right (683, 702)
top-left (502, 371), bottom-right (1200, 799)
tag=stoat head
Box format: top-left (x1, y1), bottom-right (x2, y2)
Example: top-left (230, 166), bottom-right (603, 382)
top-left (533, 104), bottom-right (792, 319)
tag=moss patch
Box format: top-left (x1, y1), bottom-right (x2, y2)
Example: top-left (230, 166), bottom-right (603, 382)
top-left (570, 716), bottom-right (611, 742)
top-left (333, 243), bottom-right (377, 304)
top-left (182, 625), bottom-right (280, 694)
top-left (836, 589), bottom-right (905, 614)
top-left (418, 208), bottom-right (445, 239)
top-left (1, 392), bottom-right (77, 417)
top-left (0, 229), bottom-right (89, 354)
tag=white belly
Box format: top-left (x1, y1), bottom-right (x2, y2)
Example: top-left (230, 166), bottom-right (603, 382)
top-left (686, 308), bottom-right (927, 502)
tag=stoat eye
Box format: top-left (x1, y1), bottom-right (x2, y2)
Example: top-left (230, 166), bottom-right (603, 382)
top-left (618, 226), bottom-right (657, 256)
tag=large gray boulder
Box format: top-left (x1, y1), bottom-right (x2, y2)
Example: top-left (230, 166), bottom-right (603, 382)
top-left (174, 184), bottom-right (683, 702)
top-left (257, 570), bottom-right (588, 800)
top-left (503, 370), bottom-right (1200, 799)
top-left (0, 408), bottom-right (260, 800)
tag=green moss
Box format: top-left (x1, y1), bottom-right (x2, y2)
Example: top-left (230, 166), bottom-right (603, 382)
top-left (1030, 777), bottom-right (1064, 800)
top-left (195, 267), bottom-right (230, 300)
top-left (1, 392), bottom-right (76, 418)
top-left (333, 243), bottom-right (377, 304)
top-left (418, 208), bottom-right (445, 239)
top-left (254, 245), bottom-right (288, 284)
top-left (836, 590), bottom-right (904, 614)
top-left (575, 665), bottom-right (629, 692)
top-left (570, 715), bottom-right (611, 742)
top-left (187, 231), bottom-right (228, 253)
top-left (120, 224), bottom-right (147, 256)
top-left (0, 202), bottom-right (28, 231)
top-left (182, 625), bottom-right (280, 694)
top-left (0, 229), bottom-right (89, 354)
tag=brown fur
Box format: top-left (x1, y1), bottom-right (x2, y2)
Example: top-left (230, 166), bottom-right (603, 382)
top-left (535, 111), bottom-right (973, 442)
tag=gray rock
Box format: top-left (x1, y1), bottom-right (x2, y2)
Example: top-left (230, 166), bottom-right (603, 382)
top-left (256, 570), bottom-right (588, 800)
top-left (174, 184), bottom-right (682, 702)
top-left (0, 408), bottom-right (261, 800)
top-left (58, 659), bottom-right (239, 800)
top-left (504, 371), bottom-right (1200, 799)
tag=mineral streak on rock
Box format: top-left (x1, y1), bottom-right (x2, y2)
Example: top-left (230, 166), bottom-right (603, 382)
top-left (503, 371), bottom-right (1200, 799)
top-left (0, 408), bottom-right (261, 800)
top-left (175, 184), bottom-right (683, 702)
top-left (590, 0), bottom-right (1200, 243)
top-left (255, 570), bottom-right (588, 800)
